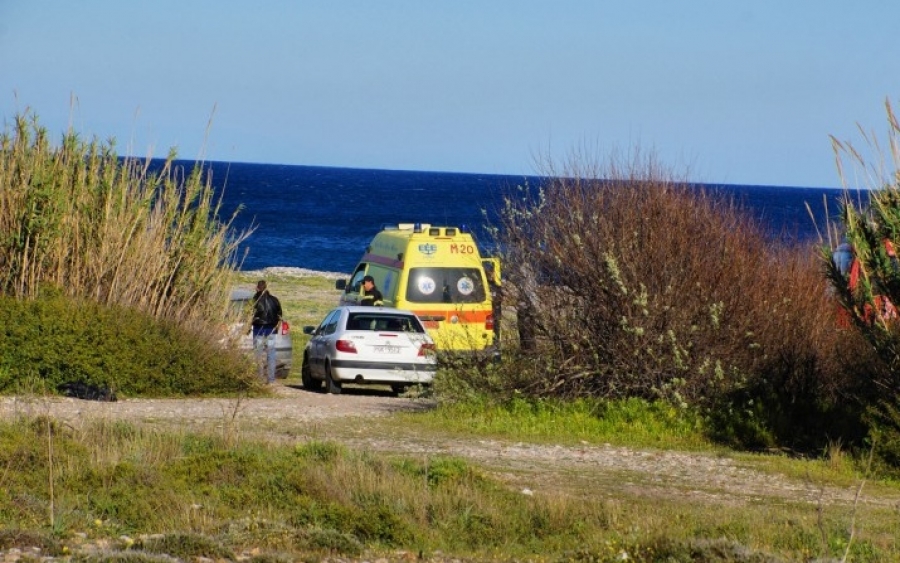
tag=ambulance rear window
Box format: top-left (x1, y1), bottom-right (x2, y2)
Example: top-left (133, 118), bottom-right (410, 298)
top-left (406, 267), bottom-right (486, 304)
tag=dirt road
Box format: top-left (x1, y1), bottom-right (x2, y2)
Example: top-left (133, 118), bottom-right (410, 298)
top-left (2, 383), bottom-right (897, 511)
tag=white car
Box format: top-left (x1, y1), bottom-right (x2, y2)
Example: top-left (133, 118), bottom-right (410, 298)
top-left (230, 289), bottom-right (293, 378)
top-left (301, 306), bottom-right (436, 394)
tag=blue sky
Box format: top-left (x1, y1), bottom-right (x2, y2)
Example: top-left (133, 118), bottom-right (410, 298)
top-left (2, 2), bottom-right (898, 188)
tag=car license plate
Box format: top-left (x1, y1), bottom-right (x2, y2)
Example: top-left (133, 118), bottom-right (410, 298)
top-left (374, 345), bottom-right (400, 354)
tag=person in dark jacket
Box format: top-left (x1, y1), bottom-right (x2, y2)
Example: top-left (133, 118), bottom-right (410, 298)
top-left (360, 275), bottom-right (384, 306)
top-left (252, 280), bottom-right (283, 383)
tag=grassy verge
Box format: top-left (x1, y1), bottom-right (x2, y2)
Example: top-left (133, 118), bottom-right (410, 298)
top-left (403, 395), bottom-right (713, 450)
top-left (396, 396), bottom-right (900, 509)
top-left (2, 409), bottom-right (899, 563)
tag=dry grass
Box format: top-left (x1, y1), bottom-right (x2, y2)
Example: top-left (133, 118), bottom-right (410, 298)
top-left (0, 111), bottom-right (250, 328)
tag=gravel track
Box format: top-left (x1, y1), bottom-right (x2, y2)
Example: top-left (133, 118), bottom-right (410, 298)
top-left (3, 383), bottom-right (898, 512)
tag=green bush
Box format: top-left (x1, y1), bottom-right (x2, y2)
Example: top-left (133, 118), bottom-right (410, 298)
top-left (70, 551), bottom-right (177, 563)
top-left (136, 533), bottom-right (234, 560)
top-left (0, 529), bottom-right (61, 553)
top-left (294, 527), bottom-right (363, 556)
top-left (392, 455), bottom-right (485, 488)
top-left (0, 291), bottom-right (254, 397)
top-left (294, 441), bottom-right (344, 463)
top-left (821, 99), bottom-right (900, 468)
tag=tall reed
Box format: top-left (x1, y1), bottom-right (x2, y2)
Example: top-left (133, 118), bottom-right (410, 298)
top-left (0, 111), bottom-right (251, 326)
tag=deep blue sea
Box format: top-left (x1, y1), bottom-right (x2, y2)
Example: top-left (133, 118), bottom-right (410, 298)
top-left (187, 160), bottom-right (852, 274)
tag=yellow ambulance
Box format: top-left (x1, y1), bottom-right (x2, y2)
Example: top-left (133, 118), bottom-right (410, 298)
top-left (336, 223), bottom-right (499, 351)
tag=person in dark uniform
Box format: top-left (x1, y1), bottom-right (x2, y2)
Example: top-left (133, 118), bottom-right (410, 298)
top-left (361, 275), bottom-right (384, 306)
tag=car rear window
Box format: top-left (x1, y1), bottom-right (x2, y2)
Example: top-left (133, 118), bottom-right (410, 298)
top-left (346, 313), bottom-right (424, 333)
top-left (405, 267), bottom-right (486, 304)
top-left (230, 298), bottom-right (250, 315)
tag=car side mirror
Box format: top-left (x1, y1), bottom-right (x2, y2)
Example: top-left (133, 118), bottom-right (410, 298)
top-left (303, 326), bottom-right (316, 335)
top-left (335, 279), bottom-right (347, 290)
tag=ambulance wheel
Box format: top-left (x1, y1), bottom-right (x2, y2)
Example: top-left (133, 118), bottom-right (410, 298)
top-left (325, 362), bottom-right (342, 395)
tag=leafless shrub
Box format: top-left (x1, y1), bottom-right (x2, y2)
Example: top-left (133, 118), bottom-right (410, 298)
top-left (493, 149), bottom-right (857, 423)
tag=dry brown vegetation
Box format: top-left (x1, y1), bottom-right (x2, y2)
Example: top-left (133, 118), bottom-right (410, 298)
top-left (477, 149), bottom-right (878, 452)
top-left (0, 112), bottom-right (250, 326)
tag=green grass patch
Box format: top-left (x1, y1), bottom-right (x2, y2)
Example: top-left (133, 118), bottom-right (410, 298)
top-left (403, 395), bottom-right (714, 450)
top-left (0, 414), bottom-right (898, 561)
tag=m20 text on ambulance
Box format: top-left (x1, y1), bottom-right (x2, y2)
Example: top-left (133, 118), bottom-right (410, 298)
top-left (336, 223), bottom-right (500, 352)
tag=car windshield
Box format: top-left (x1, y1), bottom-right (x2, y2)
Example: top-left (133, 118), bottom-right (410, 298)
top-left (346, 313), bottom-right (424, 333)
top-left (405, 267), bottom-right (486, 304)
